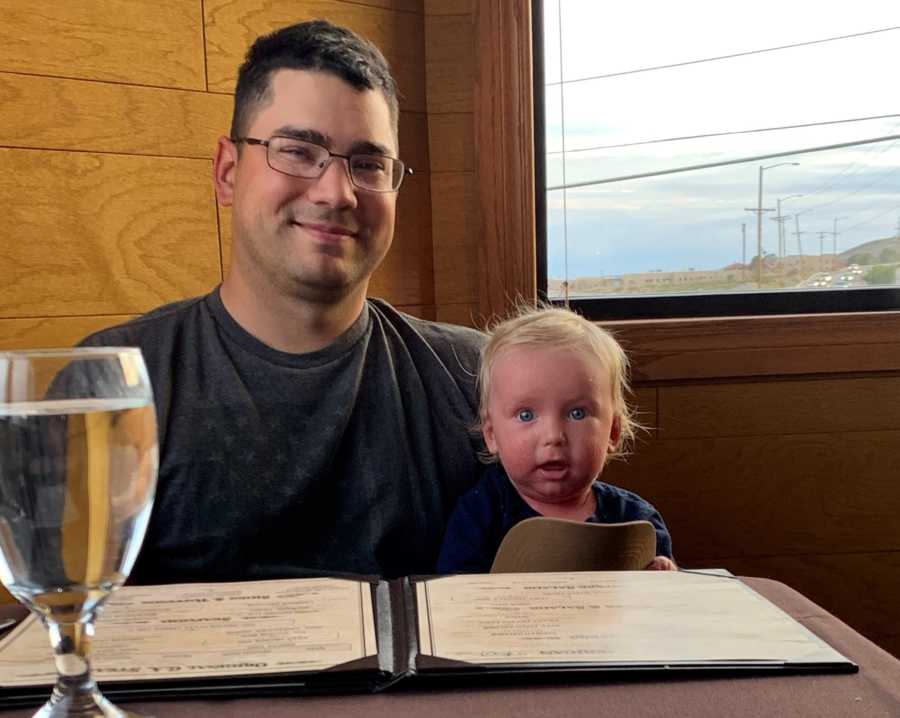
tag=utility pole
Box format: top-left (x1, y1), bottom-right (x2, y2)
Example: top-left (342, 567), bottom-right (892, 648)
top-left (831, 217), bottom-right (847, 257)
top-left (741, 222), bottom-right (747, 280)
top-left (794, 215), bottom-right (804, 256)
top-left (819, 231), bottom-right (829, 271)
top-left (746, 163), bottom-right (798, 288)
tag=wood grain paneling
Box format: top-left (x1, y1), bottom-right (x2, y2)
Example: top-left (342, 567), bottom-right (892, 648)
top-left (659, 376), bottom-right (900, 439)
top-left (602, 430), bottom-right (900, 561)
top-left (0, 316), bottom-right (138, 350)
top-left (350, 0), bottom-right (421, 13)
top-left (398, 111), bottom-right (430, 180)
top-left (0, 149), bottom-right (221, 317)
top-left (369, 168), bottom-right (433, 305)
top-left (204, 0), bottom-right (427, 112)
top-left (474, 0), bottom-right (536, 323)
top-left (425, 14), bottom-right (474, 114)
top-left (0, 73), bottom-right (229, 158)
top-left (424, 0), bottom-right (474, 14)
top-left (609, 312), bottom-right (900, 382)
top-left (428, 112), bottom-right (474, 173)
top-left (0, 1), bottom-right (205, 89)
top-left (435, 302), bottom-right (480, 328)
top-left (431, 172), bottom-right (477, 305)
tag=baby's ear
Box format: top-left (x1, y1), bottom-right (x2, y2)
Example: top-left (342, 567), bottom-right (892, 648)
top-left (609, 415), bottom-right (622, 450)
top-left (482, 414), bottom-right (499, 454)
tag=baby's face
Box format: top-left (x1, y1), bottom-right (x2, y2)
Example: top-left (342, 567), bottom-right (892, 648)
top-left (482, 346), bottom-right (620, 509)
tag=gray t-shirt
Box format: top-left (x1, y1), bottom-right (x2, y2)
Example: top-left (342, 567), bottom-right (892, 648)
top-left (82, 289), bottom-right (485, 582)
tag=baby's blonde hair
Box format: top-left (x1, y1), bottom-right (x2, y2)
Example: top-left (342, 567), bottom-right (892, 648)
top-left (478, 306), bottom-right (638, 462)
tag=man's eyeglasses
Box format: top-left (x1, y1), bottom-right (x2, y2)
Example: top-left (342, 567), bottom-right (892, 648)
top-left (231, 136), bottom-right (412, 193)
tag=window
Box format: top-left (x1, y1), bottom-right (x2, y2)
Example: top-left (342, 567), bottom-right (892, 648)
top-left (535, 1), bottom-right (900, 318)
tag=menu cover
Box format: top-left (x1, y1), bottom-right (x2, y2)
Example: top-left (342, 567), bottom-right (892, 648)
top-left (0, 571), bottom-right (857, 706)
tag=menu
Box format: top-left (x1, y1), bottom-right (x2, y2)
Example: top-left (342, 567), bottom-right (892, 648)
top-left (0, 571), bottom-right (856, 704)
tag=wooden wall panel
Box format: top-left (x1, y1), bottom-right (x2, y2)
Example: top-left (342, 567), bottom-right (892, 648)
top-left (204, 0), bottom-right (427, 112)
top-left (0, 149), bottom-right (222, 316)
top-left (424, 14), bottom-right (474, 113)
top-left (430, 172), bottom-right (477, 306)
top-left (0, 316), bottom-right (137, 350)
top-left (368, 169), bottom-right (434, 306)
top-left (659, 377), bottom-right (900, 439)
top-left (0, 1), bottom-right (205, 89)
top-left (424, 0), bottom-right (475, 14)
top-left (0, 74), bottom-right (230, 158)
top-left (428, 112), bottom-right (474, 173)
top-left (424, 3), bottom-right (477, 325)
top-left (610, 312), bottom-right (900, 382)
top-left (603, 429), bottom-right (900, 560)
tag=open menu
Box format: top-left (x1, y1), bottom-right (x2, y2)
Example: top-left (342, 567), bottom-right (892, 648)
top-left (0, 571), bottom-right (856, 705)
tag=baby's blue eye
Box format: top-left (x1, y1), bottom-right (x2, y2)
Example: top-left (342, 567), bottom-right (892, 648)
top-left (516, 409), bottom-right (535, 422)
top-left (569, 407), bottom-right (587, 420)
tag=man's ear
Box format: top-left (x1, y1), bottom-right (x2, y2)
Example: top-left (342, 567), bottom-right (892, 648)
top-left (213, 136), bottom-right (238, 207)
top-left (482, 415), bottom-right (499, 455)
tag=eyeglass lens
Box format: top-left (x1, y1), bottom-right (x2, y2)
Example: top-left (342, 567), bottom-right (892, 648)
top-left (267, 137), bottom-right (402, 191)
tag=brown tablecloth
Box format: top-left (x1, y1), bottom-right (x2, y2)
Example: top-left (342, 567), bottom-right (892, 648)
top-left (2, 577), bottom-right (899, 717)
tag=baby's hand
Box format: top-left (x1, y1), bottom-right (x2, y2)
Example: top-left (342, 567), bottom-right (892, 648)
top-left (644, 556), bottom-right (677, 571)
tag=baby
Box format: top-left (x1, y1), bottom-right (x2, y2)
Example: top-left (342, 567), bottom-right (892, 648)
top-left (437, 306), bottom-right (676, 573)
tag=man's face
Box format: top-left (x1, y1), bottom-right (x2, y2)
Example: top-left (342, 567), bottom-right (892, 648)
top-left (482, 346), bottom-right (621, 510)
top-left (216, 69), bottom-right (398, 303)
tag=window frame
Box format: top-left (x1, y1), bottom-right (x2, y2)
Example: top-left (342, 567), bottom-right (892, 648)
top-left (531, 0), bottom-right (900, 322)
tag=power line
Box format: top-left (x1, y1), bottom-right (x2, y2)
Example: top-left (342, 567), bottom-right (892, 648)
top-left (793, 121), bottom-right (900, 200)
top-left (547, 113), bottom-right (900, 155)
top-left (546, 133), bottom-right (900, 192)
top-left (841, 202), bottom-right (900, 233)
top-left (546, 26), bottom-right (900, 86)
top-left (796, 147), bottom-right (900, 216)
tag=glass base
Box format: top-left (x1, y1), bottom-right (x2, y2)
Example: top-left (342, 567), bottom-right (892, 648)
top-left (32, 685), bottom-right (150, 718)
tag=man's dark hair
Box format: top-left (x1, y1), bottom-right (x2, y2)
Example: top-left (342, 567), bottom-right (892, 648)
top-left (230, 19), bottom-right (400, 141)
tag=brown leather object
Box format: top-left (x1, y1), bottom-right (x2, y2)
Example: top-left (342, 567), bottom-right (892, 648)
top-left (490, 517), bottom-right (656, 573)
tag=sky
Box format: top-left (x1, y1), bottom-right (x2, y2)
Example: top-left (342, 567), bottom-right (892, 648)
top-left (543, 1), bottom-right (900, 278)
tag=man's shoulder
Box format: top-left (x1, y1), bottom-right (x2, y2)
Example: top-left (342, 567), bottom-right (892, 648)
top-left (369, 298), bottom-right (485, 345)
top-left (80, 294), bottom-right (210, 347)
top-left (367, 298), bottom-right (486, 372)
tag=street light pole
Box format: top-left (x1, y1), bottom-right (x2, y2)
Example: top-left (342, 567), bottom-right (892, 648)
top-left (746, 162), bottom-right (799, 287)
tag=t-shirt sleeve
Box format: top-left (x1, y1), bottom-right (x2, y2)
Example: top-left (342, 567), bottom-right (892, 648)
top-left (598, 484), bottom-right (675, 559)
top-left (436, 484), bottom-right (499, 574)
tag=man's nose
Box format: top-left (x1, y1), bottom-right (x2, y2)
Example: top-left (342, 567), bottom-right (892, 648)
top-left (307, 157), bottom-right (358, 208)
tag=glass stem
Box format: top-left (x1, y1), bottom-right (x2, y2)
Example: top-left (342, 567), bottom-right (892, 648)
top-left (45, 615), bottom-right (103, 711)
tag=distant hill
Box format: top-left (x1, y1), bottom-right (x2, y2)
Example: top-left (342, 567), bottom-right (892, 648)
top-left (839, 235), bottom-right (900, 264)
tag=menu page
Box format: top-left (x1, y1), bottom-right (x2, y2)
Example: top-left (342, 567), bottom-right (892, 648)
top-left (0, 577), bottom-right (377, 687)
top-left (416, 571), bottom-right (849, 666)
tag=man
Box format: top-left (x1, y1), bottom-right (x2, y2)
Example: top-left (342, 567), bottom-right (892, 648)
top-left (82, 20), bottom-right (484, 583)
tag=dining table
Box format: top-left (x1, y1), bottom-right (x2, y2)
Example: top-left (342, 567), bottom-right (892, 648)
top-left (1, 576), bottom-right (899, 717)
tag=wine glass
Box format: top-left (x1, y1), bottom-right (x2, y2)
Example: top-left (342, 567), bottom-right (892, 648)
top-left (0, 348), bottom-right (158, 717)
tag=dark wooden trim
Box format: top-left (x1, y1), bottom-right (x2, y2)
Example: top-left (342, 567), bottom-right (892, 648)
top-left (474, 0), bottom-right (537, 323)
top-left (604, 311), bottom-right (900, 382)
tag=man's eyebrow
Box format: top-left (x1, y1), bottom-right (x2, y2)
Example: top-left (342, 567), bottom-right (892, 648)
top-left (270, 128), bottom-right (394, 157)
top-left (271, 126), bottom-right (332, 146)
top-left (348, 140), bottom-right (393, 157)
